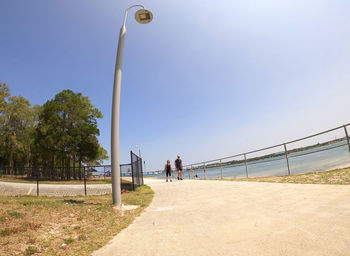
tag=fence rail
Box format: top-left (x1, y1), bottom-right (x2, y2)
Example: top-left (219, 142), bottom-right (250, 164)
top-left (182, 123), bottom-right (350, 179)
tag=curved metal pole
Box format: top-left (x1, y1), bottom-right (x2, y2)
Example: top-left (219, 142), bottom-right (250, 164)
top-left (111, 4), bottom-right (145, 207)
top-left (123, 5), bottom-right (145, 27)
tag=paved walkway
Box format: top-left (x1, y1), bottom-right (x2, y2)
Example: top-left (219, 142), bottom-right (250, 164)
top-left (93, 179), bottom-right (350, 256)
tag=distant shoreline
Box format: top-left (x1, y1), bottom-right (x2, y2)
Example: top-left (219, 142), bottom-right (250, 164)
top-left (196, 137), bottom-right (348, 169)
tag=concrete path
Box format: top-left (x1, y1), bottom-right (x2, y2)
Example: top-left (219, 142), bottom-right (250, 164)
top-left (93, 179), bottom-right (350, 256)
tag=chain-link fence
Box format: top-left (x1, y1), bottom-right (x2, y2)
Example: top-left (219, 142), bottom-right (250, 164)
top-left (0, 152), bottom-right (144, 196)
top-left (131, 151), bottom-right (144, 189)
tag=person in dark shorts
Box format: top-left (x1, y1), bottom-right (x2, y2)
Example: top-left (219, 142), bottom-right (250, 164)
top-left (175, 155), bottom-right (183, 180)
top-left (164, 160), bottom-right (172, 182)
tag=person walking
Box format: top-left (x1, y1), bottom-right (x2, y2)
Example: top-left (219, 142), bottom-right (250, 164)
top-left (164, 160), bottom-right (172, 182)
top-left (175, 155), bottom-right (183, 180)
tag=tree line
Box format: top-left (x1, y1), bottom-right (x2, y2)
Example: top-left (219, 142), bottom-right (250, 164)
top-left (0, 82), bottom-right (108, 180)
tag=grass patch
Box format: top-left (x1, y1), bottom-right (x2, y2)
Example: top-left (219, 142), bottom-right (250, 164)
top-left (78, 235), bottom-right (86, 241)
top-left (63, 238), bottom-right (74, 244)
top-left (7, 211), bottom-right (22, 219)
top-left (0, 228), bottom-right (11, 236)
top-left (229, 167), bottom-right (350, 185)
top-left (0, 185), bottom-right (154, 255)
top-left (24, 246), bottom-right (38, 255)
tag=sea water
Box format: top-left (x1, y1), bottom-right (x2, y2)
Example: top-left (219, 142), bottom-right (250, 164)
top-left (147, 141), bottom-right (350, 179)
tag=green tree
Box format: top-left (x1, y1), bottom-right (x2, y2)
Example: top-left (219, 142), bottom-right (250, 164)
top-left (34, 89), bottom-right (106, 180)
top-left (0, 82), bottom-right (10, 166)
top-left (0, 83), bottom-right (38, 172)
top-left (0, 84), bottom-right (107, 179)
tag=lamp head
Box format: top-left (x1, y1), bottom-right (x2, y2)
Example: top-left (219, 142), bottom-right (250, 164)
top-left (135, 9), bottom-right (153, 24)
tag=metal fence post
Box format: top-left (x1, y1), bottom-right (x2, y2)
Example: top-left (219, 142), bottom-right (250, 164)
top-left (284, 144), bottom-right (291, 175)
top-left (220, 160), bottom-right (223, 179)
top-left (141, 158), bottom-right (144, 185)
top-left (36, 167), bottom-right (39, 197)
top-left (191, 165), bottom-right (194, 179)
top-left (204, 164), bottom-right (206, 180)
top-left (84, 166), bottom-right (87, 196)
top-left (344, 125), bottom-right (350, 152)
top-left (130, 151), bottom-right (135, 191)
top-left (244, 154), bottom-right (249, 178)
top-left (137, 156), bottom-right (141, 186)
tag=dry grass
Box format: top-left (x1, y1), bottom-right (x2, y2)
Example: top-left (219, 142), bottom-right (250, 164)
top-left (231, 167), bottom-right (350, 185)
top-left (0, 185), bottom-right (154, 256)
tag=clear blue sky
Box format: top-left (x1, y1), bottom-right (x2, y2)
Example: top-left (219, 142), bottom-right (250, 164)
top-left (1, 0), bottom-right (350, 171)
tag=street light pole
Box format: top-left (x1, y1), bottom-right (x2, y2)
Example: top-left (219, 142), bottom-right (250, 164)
top-left (111, 5), bottom-right (153, 206)
top-left (135, 145), bottom-right (141, 158)
top-left (135, 145), bottom-right (142, 172)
